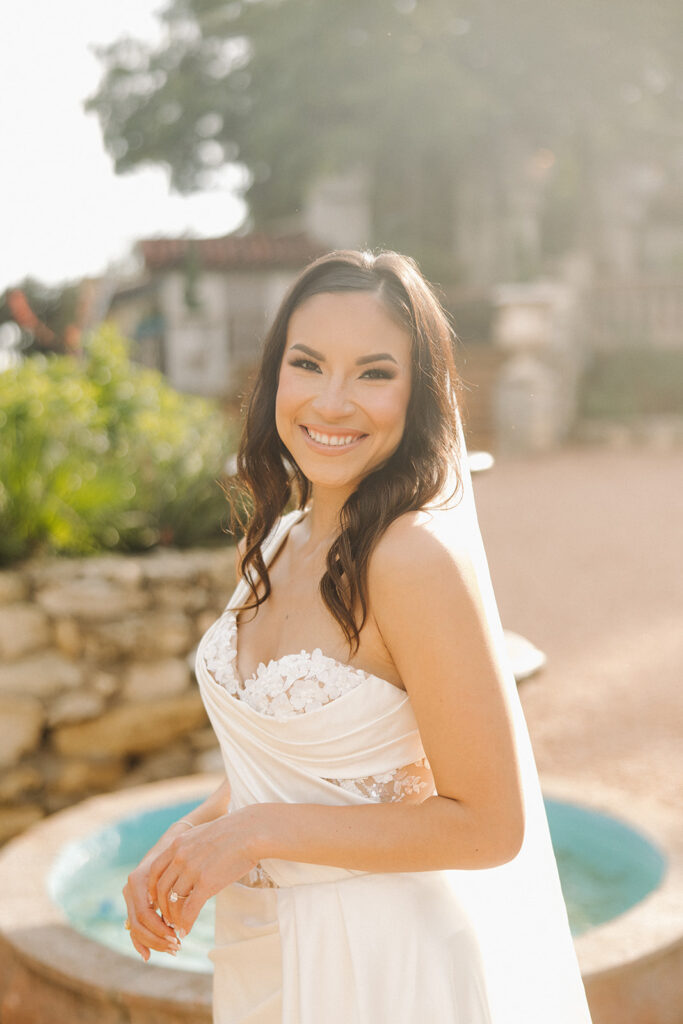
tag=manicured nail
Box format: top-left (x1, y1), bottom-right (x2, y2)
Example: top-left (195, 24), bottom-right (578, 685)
top-left (177, 928), bottom-right (186, 939)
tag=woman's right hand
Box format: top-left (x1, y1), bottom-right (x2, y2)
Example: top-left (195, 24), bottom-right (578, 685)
top-left (121, 779), bottom-right (232, 960)
top-left (122, 825), bottom-right (189, 961)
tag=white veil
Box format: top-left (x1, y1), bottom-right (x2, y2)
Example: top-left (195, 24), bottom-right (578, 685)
top-left (436, 411), bottom-right (593, 1023)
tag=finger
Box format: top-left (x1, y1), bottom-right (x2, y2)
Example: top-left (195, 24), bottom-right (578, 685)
top-left (129, 914), bottom-right (181, 955)
top-left (165, 877), bottom-right (196, 931)
top-left (146, 845), bottom-right (176, 907)
top-left (124, 876), bottom-right (152, 918)
top-left (130, 935), bottom-right (151, 962)
top-left (154, 869), bottom-right (177, 924)
top-left (156, 862), bottom-right (189, 924)
top-left (138, 903), bottom-right (180, 944)
top-left (124, 884), bottom-right (179, 946)
top-left (174, 888), bottom-right (204, 938)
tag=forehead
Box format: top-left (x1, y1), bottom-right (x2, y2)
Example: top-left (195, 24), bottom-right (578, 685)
top-left (285, 291), bottom-right (411, 359)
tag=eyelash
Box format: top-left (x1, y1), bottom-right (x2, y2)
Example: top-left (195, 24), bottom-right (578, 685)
top-left (288, 358), bottom-right (395, 380)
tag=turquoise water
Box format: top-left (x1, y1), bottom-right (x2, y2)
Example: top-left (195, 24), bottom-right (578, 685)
top-left (545, 798), bottom-right (666, 935)
top-left (49, 796), bottom-right (667, 974)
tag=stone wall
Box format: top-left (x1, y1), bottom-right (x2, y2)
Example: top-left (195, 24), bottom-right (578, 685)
top-left (0, 545), bottom-right (236, 844)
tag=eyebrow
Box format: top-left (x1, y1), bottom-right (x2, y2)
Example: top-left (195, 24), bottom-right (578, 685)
top-left (289, 343), bottom-right (398, 366)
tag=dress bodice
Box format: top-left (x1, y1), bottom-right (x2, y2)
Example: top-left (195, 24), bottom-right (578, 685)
top-left (200, 599), bottom-right (435, 886)
top-left (198, 465), bottom-right (594, 1022)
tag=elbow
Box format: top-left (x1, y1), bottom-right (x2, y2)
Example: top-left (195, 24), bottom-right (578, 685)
top-left (488, 804), bottom-right (526, 866)
top-left (495, 828), bottom-right (524, 866)
top-left (468, 800), bottom-right (526, 868)
top-left (436, 786), bottom-right (528, 868)
top-left (440, 794), bottom-right (526, 868)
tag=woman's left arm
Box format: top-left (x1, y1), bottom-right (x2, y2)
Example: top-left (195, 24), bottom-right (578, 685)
top-left (148, 517), bottom-right (525, 935)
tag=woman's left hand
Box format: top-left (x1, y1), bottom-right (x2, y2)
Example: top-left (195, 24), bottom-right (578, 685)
top-left (146, 809), bottom-right (259, 938)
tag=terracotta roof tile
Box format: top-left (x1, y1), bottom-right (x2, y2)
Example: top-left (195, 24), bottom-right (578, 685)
top-left (138, 232), bottom-right (327, 271)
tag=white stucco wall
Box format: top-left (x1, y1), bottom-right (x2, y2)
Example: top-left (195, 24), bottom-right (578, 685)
top-left (157, 268), bottom-right (302, 398)
top-left (159, 272), bottom-right (230, 397)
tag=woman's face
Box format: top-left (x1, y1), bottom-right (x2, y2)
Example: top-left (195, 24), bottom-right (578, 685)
top-left (275, 290), bottom-right (412, 499)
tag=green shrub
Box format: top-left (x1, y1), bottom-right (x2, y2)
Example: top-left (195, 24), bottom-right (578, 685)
top-left (578, 350), bottom-right (683, 419)
top-left (0, 326), bottom-right (240, 565)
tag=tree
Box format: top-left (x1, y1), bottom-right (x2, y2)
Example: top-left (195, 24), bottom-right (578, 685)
top-left (87, 0), bottom-right (683, 279)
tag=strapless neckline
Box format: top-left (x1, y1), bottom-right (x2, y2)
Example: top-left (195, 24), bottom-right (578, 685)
top-left (220, 508), bottom-right (405, 704)
top-left (229, 608), bottom-right (403, 693)
top-left (198, 606), bottom-right (406, 723)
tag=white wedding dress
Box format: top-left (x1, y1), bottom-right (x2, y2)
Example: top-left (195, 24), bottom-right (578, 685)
top-left (194, 437), bottom-right (593, 1023)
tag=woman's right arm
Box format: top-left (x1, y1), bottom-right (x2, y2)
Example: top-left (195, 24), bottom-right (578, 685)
top-left (123, 777), bottom-right (231, 960)
top-left (124, 541), bottom-right (241, 959)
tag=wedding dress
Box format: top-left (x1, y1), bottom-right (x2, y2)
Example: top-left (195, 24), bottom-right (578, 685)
top-left (194, 423), bottom-right (593, 1023)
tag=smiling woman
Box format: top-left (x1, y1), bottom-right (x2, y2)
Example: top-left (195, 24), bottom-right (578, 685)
top-left (121, 250), bottom-right (593, 1024)
top-left (275, 291), bottom-right (412, 500)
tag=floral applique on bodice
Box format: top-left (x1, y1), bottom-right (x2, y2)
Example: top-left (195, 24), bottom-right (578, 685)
top-left (201, 607), bottom-right (436, 887)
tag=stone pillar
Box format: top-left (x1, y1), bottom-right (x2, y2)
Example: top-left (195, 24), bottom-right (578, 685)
top-left (491, 280), bottom-right (584, 453)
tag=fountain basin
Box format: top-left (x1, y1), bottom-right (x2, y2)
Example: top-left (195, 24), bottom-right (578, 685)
top-left (0, 775), bottom-right (681, 1024)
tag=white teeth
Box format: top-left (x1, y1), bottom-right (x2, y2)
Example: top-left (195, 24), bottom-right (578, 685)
top-left (306, 428), bottom-right (361, 447)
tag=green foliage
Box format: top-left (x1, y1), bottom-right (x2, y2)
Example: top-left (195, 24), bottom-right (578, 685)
top-left (579, 350), bottom-right (683, 419)
top-left (85, 0), bottom-right (683, 275)
top-left (0, 326), bottom-right (239, 565)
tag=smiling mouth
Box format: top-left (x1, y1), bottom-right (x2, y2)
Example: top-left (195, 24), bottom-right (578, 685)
top-left (301, 425), bottom-right (368, 448)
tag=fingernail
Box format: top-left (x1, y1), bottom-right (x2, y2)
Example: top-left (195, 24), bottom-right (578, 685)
top-left (177, 928), bottom-right (186, 939)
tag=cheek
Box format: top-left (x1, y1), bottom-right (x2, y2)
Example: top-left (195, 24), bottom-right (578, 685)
top-left (275, 367), bottom-right (299, 418)
top-left (275, 371), bottom-right (314, 450)
top-left (274, 373), bottom-right (288, 439)
top-left (369, 382), bottom-right (411, 434)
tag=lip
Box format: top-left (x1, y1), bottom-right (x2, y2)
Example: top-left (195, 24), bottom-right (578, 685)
top-left (299, 424), bottom-right (368, 453)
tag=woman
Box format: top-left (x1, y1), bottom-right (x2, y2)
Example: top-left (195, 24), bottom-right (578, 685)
top-left (123, 250), bottom-right (593, 1023)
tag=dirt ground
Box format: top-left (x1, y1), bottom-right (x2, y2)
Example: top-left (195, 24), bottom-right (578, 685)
top-left (472, 441), bottom-right (683, 813)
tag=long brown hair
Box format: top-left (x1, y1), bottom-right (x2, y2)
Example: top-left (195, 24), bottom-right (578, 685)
top-left (233, 249), bottom-right (465, 651)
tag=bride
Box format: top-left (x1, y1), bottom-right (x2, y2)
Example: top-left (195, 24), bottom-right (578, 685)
top-left (122, 250), bottom-right (593, 1023)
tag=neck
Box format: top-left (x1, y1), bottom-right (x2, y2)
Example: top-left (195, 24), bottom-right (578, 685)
top-left (300, 484), bottom-right (352, 552)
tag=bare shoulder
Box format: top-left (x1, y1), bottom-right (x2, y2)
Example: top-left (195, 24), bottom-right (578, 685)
top-left (368, 509), bottom-right (475, 602)
top-left (366, 509), bottom-right (525, 862)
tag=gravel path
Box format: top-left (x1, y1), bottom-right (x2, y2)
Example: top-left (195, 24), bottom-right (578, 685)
top-left (473, 442), bottom-right (683, 813)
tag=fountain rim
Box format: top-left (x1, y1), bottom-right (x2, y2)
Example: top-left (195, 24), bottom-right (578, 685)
top-left (0, 773), bottom-right (681, 1012)
top-left (541, 773), bottom-right (683, 978)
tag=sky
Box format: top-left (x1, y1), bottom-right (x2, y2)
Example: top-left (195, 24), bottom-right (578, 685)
top-left (1, 1), bottom-right (246, 293)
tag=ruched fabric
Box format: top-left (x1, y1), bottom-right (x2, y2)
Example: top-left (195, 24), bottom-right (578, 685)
top-left (195, 501), bottom-right (592, 1023)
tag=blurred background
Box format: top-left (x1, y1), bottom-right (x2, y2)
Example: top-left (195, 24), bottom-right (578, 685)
top-left (2, 0), bottom-right (682, 461)
top-left (0, 2), bottom-right (682, 1021)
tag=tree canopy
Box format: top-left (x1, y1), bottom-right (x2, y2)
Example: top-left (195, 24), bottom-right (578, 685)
top-left (87, 0), bottom-right (682, 275)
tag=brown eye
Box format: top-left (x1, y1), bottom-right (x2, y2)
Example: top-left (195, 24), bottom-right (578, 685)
top-left (290, 358), bottom-right (322, 373)
top-left (361, 367), bottom-right (394, 380)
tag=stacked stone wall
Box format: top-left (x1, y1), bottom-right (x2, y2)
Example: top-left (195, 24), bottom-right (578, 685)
top-left (0, 546), bottom-right (236, 844)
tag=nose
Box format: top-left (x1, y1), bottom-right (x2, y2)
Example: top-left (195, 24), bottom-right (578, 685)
top-left (310, 376), bottom-right (355, 420)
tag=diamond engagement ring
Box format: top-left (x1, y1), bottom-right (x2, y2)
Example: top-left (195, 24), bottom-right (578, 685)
top-left (169, 889), bottom-right (189, 903)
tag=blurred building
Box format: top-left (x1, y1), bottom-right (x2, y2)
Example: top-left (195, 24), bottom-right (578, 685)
top-left (104, 156), bottom-right (683, 452)
top-left (106, 232), bottom-right (326, 399)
